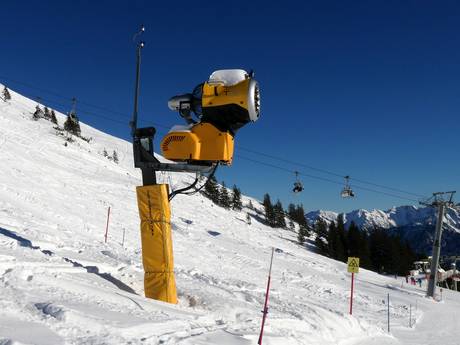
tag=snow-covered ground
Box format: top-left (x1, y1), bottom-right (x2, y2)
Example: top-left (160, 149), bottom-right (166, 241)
top-left (1, 85), bottom-right (459, 344)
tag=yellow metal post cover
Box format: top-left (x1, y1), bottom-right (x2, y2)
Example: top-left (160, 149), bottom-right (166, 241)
top-left (347, 257), bottom-right (360, 273)
top-left (136, 184), bottom-right (177, 304)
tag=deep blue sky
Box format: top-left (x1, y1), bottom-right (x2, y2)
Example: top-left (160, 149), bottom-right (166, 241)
top-left (1, 1), bottom-right (459, 212)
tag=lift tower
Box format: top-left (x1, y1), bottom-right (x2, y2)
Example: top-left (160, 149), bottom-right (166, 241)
top-left (420, 191), bottom-right (456, 298)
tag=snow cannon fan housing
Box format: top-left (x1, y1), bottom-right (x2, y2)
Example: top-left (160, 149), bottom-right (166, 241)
top-left (161, 69), bottom-right (260, 165)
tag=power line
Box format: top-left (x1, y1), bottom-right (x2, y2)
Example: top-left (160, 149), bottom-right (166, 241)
top-left (1, 75), bottom-right (427, 201)
top-left (237, 154), bottom-right (420, 203)
top-left (236, 146), bottom-right (425, 198)
top-left (0, 75), bottom-right (170, 129)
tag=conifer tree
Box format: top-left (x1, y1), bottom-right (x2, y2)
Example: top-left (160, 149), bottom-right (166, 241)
top-left (50, 110), bottom-right (58, 124)
top-left (298, 225), bottom-right (309, 245)
top-left (64, 113), bottom-right (81, 136)
top-left (273, 199), bottom-right (286, 228)
top-left (327, 221), bottom-right (345, 260)
top-left (288, 203), bottom-right (296, 220)
top-left (263, 193), bottom-right (275, 226)
top-left (289, 204), bottom-right (308, 228)
top-left (113, 150), bottom-right (119, 164)
top-left (204, 175), bottom-right (220, 204)
top-left (32, 105), bottom-right (44, 120)
top-left (103, 148), bottom-right (108, 157)
top-left (219, 182), bottom-right (231, 209)
top-left (298, 228), bottom-right (305, 244)
top-left (358, 231), bottom-right (372, 269)
top-left (231, 185), bottom-right (243, 211)
top-left (336, 214), bottom-right (348, 262)
top-left (43, 106), bottom-right (51, 119)
top-left (347, 221), bottom-right (361, 257)
top-left (314, 218), bottom-right (329, 255)
top-left (2, 86), bottom-right (11, 101)
top-left (247, 200), bottom-right (254, 210)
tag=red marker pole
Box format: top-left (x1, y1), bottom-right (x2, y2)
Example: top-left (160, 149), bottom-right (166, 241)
top-left (349, 272), bottom-right (354, 315)
top-left (258, 247), bottom-right (275, 345)
top-left (104, 206), bottom-right (111, 243)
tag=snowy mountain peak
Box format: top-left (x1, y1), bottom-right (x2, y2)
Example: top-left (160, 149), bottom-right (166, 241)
top-left (307, 205), bottom-right (460, 232)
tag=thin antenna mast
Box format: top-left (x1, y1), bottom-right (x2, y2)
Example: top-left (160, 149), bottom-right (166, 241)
top-left (130, 25), bottom-right (145, 137)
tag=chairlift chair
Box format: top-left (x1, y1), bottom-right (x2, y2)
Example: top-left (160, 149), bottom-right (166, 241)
top-left (292, 171), bottom-right (304, 193)
top-left (341, 175), bottom-right (355, 198)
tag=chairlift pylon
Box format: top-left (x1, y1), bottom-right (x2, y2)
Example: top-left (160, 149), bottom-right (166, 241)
top-left (292, 171), bottom-right (304, 193)
top-left (341, 175), bottom-right (355, 198)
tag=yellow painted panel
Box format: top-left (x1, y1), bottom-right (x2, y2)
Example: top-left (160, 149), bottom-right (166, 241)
top-left (202, 79), bottom-right (250, 110)
top-left (347, 257), bottom-right (360, 274)
top-left (160, 123), bottom-right (234, 164)
top-left (161, 131), bottom-right (200, 161)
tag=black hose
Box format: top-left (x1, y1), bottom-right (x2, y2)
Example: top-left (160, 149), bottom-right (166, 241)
top-left (168, 164), bottom-right (218, 201)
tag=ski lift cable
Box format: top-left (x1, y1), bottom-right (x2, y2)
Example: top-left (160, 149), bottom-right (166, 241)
top-left (236, 145), bottom-right (425, 198)
top-left (236, 154), bottom-right (420, 203)
top-left (0, 75), bottom-right (428, 200)
top-left (0, 75), bottom-right (170, 129)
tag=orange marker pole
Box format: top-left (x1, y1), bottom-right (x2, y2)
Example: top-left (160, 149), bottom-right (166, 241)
top-left (349, 272), bottom-right (354, 315)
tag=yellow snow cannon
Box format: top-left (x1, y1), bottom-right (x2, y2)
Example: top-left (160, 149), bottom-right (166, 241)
top-left (161, 69), bottom-right (260, 164)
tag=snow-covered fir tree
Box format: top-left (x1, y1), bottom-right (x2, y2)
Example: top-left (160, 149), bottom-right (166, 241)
top-left (219, 182), bottom-right (231, 209)
top-left (263, 193), bottom-right (275, 227)
top-left (43, 106), bottom-right (51, 119)
top-left (273, 199), bottom-right (286, 228)
top-left (50, 110), bottom-right (58, 125)
top-left (32, 105), bottom-right (44, 121)
top-left (64, 113), bottom-right (81, 136)
top-left (2, 86), bottom-right (11, 101)
top-left (231, 185), bottom-right (243, 211)
top-left (203, 175), bottom-right (220, 204)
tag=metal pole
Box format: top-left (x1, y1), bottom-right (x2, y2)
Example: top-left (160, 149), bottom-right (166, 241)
top-left (122, 228), bottom-right (126, 247)
top-left (349, 272), bottom-right (355, 315)
top-left (258, 247), bottom-right (275, 345)
top-left (427, 203), bottom-right (445, 298)
top-left (387, 293), bottom-right (390, 333)
top-left (104, 206), bottom-right (111, 243)
top-left (131, 43), bottom-right (143, 137)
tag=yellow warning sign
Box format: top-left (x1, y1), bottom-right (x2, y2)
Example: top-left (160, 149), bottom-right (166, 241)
top-left (347, 257), bottom-right (360, 273)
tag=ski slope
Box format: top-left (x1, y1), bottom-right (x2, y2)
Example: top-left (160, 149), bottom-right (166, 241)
top-left (0, 85), bottom-right (459, 345)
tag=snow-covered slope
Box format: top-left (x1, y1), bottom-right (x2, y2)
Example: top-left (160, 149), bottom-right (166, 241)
top-left (1, 84), bottom-right (460, 345)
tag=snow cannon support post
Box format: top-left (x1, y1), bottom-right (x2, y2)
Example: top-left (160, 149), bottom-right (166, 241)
top-left (136, 184), bottom-right (177, 304)
top-left (130, 28), bottom-right (177, 304)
